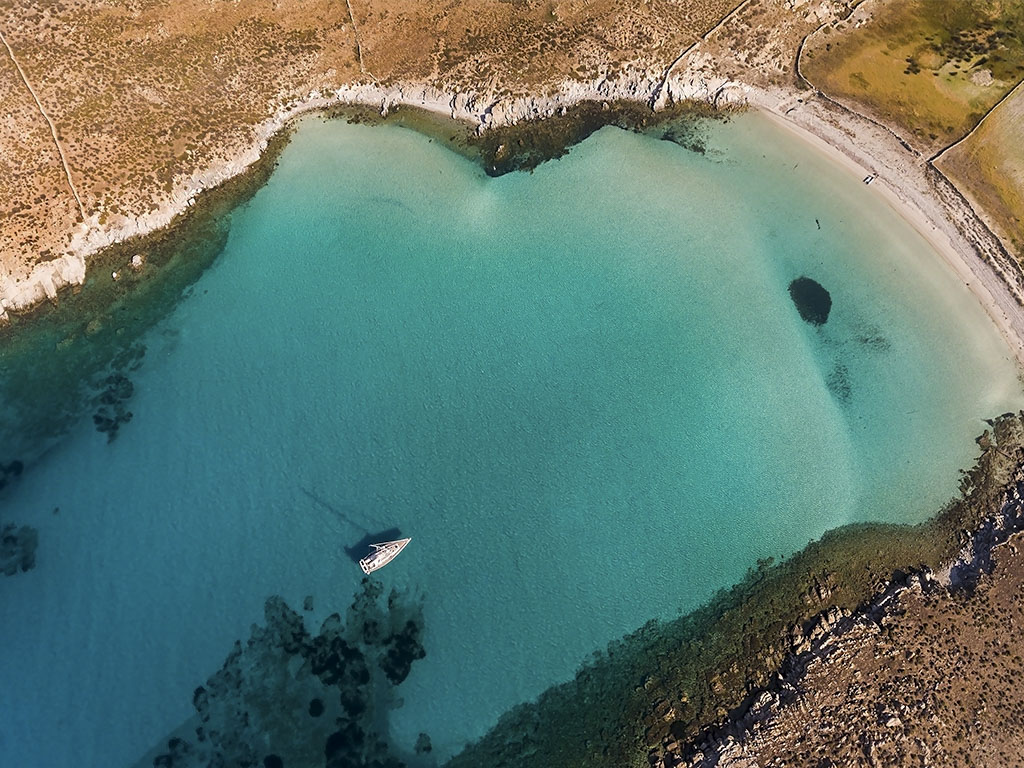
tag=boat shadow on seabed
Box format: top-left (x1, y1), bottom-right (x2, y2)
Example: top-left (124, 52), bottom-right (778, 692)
top-left (298, 485), bottom-right (404, 566)
top-left (344, 527), bottom-right (405, 565)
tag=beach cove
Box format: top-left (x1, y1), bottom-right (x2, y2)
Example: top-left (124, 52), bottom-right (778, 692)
top-left (1, 110), bottom-right (1022, 768)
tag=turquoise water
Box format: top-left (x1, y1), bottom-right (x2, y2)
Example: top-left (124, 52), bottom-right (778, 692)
top-left (0, 112), bottom-right (1020, 767)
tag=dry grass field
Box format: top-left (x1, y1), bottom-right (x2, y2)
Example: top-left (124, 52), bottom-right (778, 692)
top-left (938, 84), bottom-right (1024, 258)
top-left (0, 32), bottom-right (80, 275)
top-left (801, 0), bottom-right (1024, 152)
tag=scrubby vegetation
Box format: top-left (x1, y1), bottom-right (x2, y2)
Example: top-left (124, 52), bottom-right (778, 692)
top-left (802, 0), bottom-right (1024, 150)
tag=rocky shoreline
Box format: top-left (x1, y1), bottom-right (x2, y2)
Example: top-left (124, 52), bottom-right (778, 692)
top-left (7, 62), bottom-right (1024, 375)
top-left (0, 70), bottom-right (743, 325)
top-left (655, 413), bottom-right (1024, 767)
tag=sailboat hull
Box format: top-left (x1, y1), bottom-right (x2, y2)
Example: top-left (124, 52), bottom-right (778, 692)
top-left (359, 538), bottom-right (411, 574)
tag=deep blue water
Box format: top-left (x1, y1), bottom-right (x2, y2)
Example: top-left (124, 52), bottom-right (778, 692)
top-left (0, 113), bottom-right (1020, 767)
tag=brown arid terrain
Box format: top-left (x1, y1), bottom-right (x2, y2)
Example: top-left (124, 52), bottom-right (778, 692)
top-left (4, 0), bottom-right (1024, 360)
top-left (0, 0), bottom-right (745, 317)
top-left (795, 0), bottom-right (1024, 330)
top-left (663, 461), bottom-right (1024, 768)
top-left (7, 2), bottom-right (1024, 765)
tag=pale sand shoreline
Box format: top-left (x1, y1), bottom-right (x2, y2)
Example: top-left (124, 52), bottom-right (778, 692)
top-left (5, 74), bottom-right (1024, 378)
top-left (746, 87), bottom-right (1024, 369)
top-left (754, 101), bottom-right (1024, 368)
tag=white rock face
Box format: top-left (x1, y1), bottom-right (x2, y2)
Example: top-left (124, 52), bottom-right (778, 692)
top-left (970, 68), bottom-right (994, 86)
top-left (0, 251), bottom-right (87, 321)
top-left (2, 70), bottom-right (745, 320)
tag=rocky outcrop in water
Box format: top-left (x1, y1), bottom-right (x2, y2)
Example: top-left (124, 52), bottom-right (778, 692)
top-left (788, 277), bottom-right (831, 326)
top-left (149, 581), bottom-right (428, 768)
top-left (92, 372), bottom-right (135, 442)
top-left (0, 459), bottom-right (24, 491)
top-left (1, 522), bottom-right (38, 576)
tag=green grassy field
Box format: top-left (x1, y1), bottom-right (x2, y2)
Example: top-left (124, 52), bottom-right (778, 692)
top-left (802, 0), bottom-right (1024, 150)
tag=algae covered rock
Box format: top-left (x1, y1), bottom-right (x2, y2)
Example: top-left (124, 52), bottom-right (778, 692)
top-left (1, 522), bottom-right (38, 576)
top-left (788, 277), bottom-right (832, 326)
top-left (152, 580), bottom-right (429, 767)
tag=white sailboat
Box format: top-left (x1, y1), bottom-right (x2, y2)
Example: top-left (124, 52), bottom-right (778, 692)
top-left (359, 538), bottom-right (411, 574)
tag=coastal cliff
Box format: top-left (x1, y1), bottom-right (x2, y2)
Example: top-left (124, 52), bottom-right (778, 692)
top-left (0, 68), bottom-right (745, 324)
top-left (5, 0), bottom-right (1022, 379)
top-left (655, 415), bottom-right (1024, 768)
top-left (0, 461), bottom-right (36, 577)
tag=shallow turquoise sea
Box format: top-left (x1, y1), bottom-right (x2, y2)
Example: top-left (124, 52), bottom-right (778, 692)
top-left (0, 112), bottom-right (1021, 766)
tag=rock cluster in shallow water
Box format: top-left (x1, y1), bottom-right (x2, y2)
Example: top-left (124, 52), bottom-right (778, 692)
top-left (1, 521), bottom-right (38, 576)
top-left (0, 460), bottom-right (23, 492)
top-left (151, 580), bottom-right (428, 768)
top-left (92, 372), bottom-right (135, 442)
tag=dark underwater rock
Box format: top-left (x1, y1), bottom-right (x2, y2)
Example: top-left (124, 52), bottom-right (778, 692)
top-left (151, 582), bottom-right (427, 768)
top-left (1, 522), bottom-right (38, 576)
top-left (92, 372), bottom-right (136, 442)
top-left (856, 329), bottom-right (892, 352)
top-left (415, 733), bottom-right (433, 755)
top-left (788, 277), bottom-right (832, 326)
top-left (0, 459), bottom-right (24, 492)
top-left (826, 363), bottom-right (852, 404)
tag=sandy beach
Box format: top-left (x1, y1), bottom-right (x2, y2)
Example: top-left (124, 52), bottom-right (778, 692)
top-left (5, 0), bottom-right (1022, 378)
top-left (751, 93), bottom-right (1024, 367)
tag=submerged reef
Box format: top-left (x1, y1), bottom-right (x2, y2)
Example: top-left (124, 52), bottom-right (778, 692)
top-left (333, 99), bottom-right (730, 179)
top-left (0, 461), bottom-right (36, 577)
top-left (150, 580), bottom-right (428, 768)
top-left (469, 100), bottom-right (730, 177)
top-left (0, 459), bottom-right (23, 492)
top-left (0, 521), bottom-right (38, 576)
top-left (788, 277), bottom-right (832, 326)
